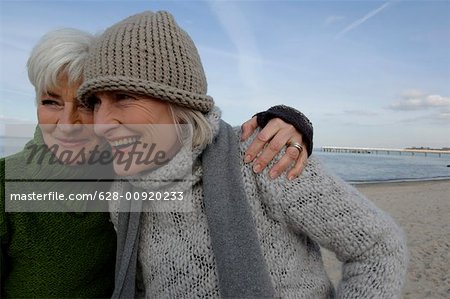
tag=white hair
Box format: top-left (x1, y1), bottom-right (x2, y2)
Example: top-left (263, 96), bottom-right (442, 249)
top-left (169, 104), bottom-right (214, 149)
top-left (27, 28), bottom-right (94, 103)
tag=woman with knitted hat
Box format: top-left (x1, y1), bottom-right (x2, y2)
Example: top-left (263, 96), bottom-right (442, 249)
top-left (79, 11), bottom-right (408, 298)
top-left (0, 25), bottom-right (313, 298)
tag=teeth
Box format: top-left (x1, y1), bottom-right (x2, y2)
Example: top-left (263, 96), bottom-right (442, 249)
top-left (111, 137), bottom-right (139, 147)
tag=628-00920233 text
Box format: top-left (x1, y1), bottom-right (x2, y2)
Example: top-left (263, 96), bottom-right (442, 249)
top-left (98, 191), bottom-right (184, 201)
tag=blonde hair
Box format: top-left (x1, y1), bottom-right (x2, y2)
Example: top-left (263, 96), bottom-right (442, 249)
top-left (169, 104), bottom-right (214, 149)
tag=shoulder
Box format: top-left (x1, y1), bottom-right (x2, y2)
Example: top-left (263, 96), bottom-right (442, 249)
top-left (0, 157), bottom-right (4, 180)
top-left (235, 130), bottom-right (367, 207)
top-left (0, 151), bottom-right (30, 193)
top-left (235, 128), bottom-right (329, 186)
top-left (1, 150), bottom-right (28, 174)
top-left (1, 150), bottom-right (30, 241)
top-left (1, 157), bottom-right (5, 203)
top-left (236, 129), bottom-right (288, 203)
top-left (1, 157), bottom-right (8, 242)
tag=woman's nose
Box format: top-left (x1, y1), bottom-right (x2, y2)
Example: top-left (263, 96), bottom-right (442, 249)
top-left (93, 100), bottom-right (120, 137)
top-left (58, 103), bottom-right (82, 133)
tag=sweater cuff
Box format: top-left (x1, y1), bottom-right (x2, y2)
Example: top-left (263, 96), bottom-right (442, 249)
top-left (255, 105), bottom-right (313, 156)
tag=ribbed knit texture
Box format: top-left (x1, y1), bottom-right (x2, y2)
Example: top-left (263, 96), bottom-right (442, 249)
top-left (78, 11), bottom-right (214, 113)
top-left (0, 127), bottom-right (117, 298)
top-left (202, 120), bottom-right (276, 298)
top-left (109, 109), bottom-right (408, 298)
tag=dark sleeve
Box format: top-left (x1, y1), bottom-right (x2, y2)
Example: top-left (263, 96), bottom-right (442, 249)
top-left (1, 242), bottom-right (7, 295)
top-left (255, 105), bottom-right (314, 156)
top-left (0, 159), bottom-right (9, 293)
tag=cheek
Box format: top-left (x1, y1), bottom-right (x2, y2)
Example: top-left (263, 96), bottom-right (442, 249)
top-left (156, 102), bottom-right (173, 124)
top-left (79, 112), bottom-right (95, 124)
top-left (37, 106), bottom-right (58, 125)
top-left (37, 106), bottom-right (57, 138)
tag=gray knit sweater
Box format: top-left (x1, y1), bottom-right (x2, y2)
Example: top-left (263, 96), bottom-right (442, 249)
top-left (109, 110), bottom-right (408, 298)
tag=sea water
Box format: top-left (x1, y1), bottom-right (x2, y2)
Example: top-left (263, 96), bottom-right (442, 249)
top-left (2, 137), bottom-right (450, 183)
top-left (314, 150), bottom-right (450, 183)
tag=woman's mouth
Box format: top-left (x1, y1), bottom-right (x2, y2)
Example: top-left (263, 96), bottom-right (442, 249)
top-left (109, 136), bottom-right (141, 151)
top-left (54, 138), bottom-right (90, 148)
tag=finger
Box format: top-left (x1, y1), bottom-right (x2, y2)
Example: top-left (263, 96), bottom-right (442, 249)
top-left (252, 128), bottom-right (300, 173)
top-left (240, 116), bottom-right (258, 141)
top-left (244, 121), bottom-right (281, 163)
top-left (267, 146), bottom-right (301, 179)
top-left (287, 144), bottom-right (308, 180)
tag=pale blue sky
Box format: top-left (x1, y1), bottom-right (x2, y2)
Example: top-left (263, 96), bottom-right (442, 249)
top-left (1, 0), bottom-right (449, 149)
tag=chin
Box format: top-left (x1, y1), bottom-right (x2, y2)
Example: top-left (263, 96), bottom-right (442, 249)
top-left (113, 163), bottom-right (155, 176)
top-left (113, 165), bottom-right (138, 176)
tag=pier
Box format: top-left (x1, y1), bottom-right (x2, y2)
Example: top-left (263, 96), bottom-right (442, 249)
top-left (321, 146), bottom-right (450, 157)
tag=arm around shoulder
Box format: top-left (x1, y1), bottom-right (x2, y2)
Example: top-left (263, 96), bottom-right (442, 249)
top-left (278, 157), bottom-right (408, 298)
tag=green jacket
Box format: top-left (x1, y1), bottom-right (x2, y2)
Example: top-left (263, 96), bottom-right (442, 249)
top-left (1, 128), bottom-right (116, 298)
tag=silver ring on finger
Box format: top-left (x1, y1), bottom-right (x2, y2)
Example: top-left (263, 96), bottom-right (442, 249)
top-left (288, 141), bottom-right (303, 154)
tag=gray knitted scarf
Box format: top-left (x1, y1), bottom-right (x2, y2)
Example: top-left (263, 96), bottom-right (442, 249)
top-left (112, 120), bottom-right (275, 298)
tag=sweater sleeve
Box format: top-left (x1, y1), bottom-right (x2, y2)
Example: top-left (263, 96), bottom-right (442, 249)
top-left (278, 157), bottom-right (408, 298)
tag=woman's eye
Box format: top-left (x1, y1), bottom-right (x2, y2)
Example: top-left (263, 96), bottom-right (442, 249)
top-left (86, 96), bottom-right (101, 110)
top-left (41, 99), bottom-right (61, 107)
top-left (115, 93), bottom-right (136, 101)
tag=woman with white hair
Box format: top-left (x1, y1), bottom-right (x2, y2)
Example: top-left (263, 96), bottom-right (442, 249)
top-left (79, 11), bottom-right (408, 298)
top-left (1, 27), bottom-right (313, 298)
top-left (0, 28), bottom-right (117, 298)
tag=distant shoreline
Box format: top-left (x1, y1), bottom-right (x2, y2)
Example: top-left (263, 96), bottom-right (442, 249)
top-left (313, 147), bottom-right (450, 152)
top-left (349, 176), bottom-right (450, 185)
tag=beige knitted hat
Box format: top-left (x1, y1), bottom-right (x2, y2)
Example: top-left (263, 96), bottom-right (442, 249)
top-left (78, 11), bottom-right (214, 113)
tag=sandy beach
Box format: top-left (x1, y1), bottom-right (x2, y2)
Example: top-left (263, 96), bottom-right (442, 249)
top-left (321, 179), bottom-right (450, 298)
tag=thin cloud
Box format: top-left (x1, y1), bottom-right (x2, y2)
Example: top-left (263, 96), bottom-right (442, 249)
top-left (437, 110), bottom-right (450, 119)
top-left (389, 92), bottom-right (450, 111)
top-left (198, 45), bottom-right (260, 64)
top-left (399, 112), bottom-right (450, 125)
top-left (335, 2), bottom-right (391, 39)
top-left (324, 15), bottom-right (345, 26)
top-left (198, 44), bottom-right (299, 74)
top-left (208, 1), bottom-right (263, 91)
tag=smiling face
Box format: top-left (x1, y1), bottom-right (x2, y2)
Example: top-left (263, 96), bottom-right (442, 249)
top-left (91, 91), bottom-right (179, 176)
top-left (37, 76), bottom-right (102, 165)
